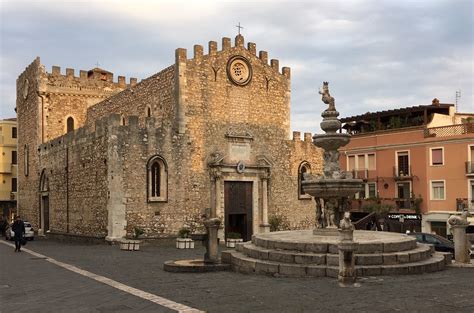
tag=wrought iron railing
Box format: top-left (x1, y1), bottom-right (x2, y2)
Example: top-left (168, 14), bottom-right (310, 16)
top-left (393, 166), bottom-right (412, 179)
top-left (352, 169), bottom-right (367, 179)
top-left (350, 169), bottom-right (377, 180)
top-left (350, 197), bottom-right (420, 212)
top-left (456, 198), bottom-right (474, 212)
top-left (424, 123), bottom-right (474, 138)
top-left (466, 161), bottom-right (474, 175)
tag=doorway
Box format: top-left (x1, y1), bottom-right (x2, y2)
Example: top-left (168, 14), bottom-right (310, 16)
top-left (42, 195), bottom-right (49, 231)
top-left (39, 169), bottom-right (50, 233)
top-left (224, 181), bottom-right (253, 241)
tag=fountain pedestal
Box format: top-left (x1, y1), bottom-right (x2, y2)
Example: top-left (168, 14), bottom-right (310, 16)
top-left (204, 217), bottom-right (221, 264)
top-left (163, 217), bottom-right (230, 272)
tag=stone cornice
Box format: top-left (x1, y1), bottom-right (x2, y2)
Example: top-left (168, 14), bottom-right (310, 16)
top-left (39, 85), bottom-right (121, 98)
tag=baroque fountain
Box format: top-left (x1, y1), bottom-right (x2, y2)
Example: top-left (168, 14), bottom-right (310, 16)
top-left (223, 82), bottom-right (449, 281)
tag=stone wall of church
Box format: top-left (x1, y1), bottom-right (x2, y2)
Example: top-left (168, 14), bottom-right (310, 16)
top-left (172, 35), bottom-right (323, 231)
top-left (38, 66), bottom-right (131, 142)
top-left (37, 119), bottom-right (110, 237)
top-left (270, 133), bottom-right (323, 229)
top-left (17, 36), bottom-right (325, 238)
top-left (16, 58), bottom-right (42, 228)
top-left (16, 59), bottom-right (130, 230)
top-left (85, 66), bottom-right (175, 131)
top-left (110, 115), bottom-right (198, 238)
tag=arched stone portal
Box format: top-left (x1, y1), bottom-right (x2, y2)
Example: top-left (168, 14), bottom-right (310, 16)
top-left (39, 169), bottom-right (50, 235)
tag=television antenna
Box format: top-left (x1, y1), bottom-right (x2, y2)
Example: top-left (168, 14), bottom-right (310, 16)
top-left (455, 90), bottom-right (461, 112)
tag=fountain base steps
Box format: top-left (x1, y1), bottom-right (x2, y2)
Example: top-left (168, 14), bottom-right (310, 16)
top-left (222, 230), bottom-right (449, 277)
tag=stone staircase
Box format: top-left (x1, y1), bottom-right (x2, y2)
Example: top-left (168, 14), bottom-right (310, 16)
top-left (222, 230), bottom-right (450, 278)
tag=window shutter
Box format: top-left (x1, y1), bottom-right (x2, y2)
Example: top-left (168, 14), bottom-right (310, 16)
top-left (432, 149), bottom-right (443, 165)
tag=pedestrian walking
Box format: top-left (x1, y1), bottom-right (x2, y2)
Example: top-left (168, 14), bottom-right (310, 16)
top-left (11, 215), bottom-right (25, 252)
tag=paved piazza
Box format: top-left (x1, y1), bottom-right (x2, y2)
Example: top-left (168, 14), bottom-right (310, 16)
top-left (1, 238), bottom-right (473, 312)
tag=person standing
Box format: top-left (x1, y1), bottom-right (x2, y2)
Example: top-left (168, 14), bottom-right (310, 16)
top-left (12, 215), bottom-right (25, 252)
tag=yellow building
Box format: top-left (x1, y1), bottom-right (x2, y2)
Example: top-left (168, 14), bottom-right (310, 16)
top-left (0, 118), bottom-right (17, 222)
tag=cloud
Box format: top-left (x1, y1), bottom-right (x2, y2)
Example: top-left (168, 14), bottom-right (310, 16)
top-left (0, 0), bottom-right (472, 132)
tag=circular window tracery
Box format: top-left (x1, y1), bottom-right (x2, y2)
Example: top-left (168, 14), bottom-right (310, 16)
top-left (227, 56), bottom-right (252, 86)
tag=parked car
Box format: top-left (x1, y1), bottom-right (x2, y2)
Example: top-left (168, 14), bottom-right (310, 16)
top-left (407, 232), bottom-right (472, 256)
top-left (5, 221), bottom-right (35, 241)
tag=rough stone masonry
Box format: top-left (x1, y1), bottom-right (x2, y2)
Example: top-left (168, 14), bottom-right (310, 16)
top-left (16, 35), bottom-right (323, 241)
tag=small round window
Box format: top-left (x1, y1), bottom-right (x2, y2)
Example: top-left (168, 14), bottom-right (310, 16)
top-left (227, 56), bottom-right (252, 86)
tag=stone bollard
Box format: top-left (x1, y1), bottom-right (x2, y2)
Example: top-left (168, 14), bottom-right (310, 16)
top-left (203, 217), bottom-right (221, 264)
top-left (338, 212), bottom-right (358, 284)
top-left (448, 211), bottom-right (471, 264)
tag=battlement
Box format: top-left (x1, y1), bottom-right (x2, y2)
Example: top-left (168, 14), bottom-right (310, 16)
top-left (39, 113), bottom-right (157, 153)
top-left (17, 57), bottom-right (41, 82)
top-left (292, 131), bottom-right (313, 142)
top-left (175, 35), bottom-right (290, 78)
top-left (47, 65), bottom-right (137, 86)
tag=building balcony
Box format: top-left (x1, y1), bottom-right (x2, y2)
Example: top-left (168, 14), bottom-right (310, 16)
top-left (393, 166), bottom-right (413, 181)
top-left (349, 197), bottom-right (420, 213)
top-left (466, 162), bottom-right (474, 176)
top-left (456, 198), bottom-right (474, 212)
top-left (350, 169), bottom-right (377, 180)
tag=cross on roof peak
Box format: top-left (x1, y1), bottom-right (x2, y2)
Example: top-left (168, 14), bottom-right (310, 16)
top-left (236, 22), bottom-right (244, 35)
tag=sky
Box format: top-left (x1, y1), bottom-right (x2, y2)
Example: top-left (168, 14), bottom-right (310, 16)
top-left (0, 0), bottom-right (472, 133)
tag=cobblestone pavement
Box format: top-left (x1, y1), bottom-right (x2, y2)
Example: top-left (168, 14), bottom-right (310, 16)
top-left (1, 237), bottom-right (474, 313)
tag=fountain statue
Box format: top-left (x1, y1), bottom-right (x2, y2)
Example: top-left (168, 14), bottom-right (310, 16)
top-left (302, 82), bottom-right (363, 231)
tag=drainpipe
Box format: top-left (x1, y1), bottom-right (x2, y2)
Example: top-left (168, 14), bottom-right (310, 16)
top-left (38, 94), bottom-right (45, 144)
top-left (66, 147), bottom-right (69, 233)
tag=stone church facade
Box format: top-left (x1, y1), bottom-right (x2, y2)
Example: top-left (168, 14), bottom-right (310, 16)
top-left (16, 35), bottom-right (322, 241)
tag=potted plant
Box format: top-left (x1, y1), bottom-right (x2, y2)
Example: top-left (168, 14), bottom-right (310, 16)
top-left (225, 232), bottom-right (243, 248)
top-left (176, 227), bottom-right (194, 249)
top-left (120, 227), bottom-right (143, 251)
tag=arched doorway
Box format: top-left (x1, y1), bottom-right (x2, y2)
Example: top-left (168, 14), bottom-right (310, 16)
top-left (39, 169), bottom-right (50, 234)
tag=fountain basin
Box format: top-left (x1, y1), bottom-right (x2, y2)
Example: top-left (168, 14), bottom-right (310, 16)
top-left (223, 230), bottom-right (449, 278)
top-left (302, 178), bottom-right (363, 198)
top-left (313, 133), bottom-right (350, 151)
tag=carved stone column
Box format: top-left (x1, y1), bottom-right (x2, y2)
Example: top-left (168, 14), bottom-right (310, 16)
top-left (260, 171), bottom-right (270, 233)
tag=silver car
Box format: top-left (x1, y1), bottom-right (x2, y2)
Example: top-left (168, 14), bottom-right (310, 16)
top-left (5, 221), bottom-right (35, 241)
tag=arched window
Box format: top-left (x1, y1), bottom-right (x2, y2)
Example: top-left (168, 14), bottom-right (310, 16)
top-left (39, 169), bottom-right (49, 192)
top-left (24, 144), bottom-right (29, 176)
top-left (146, 106), bottom-right (152, 117)
top-left (147, 155), bottom-right (167, 202)
top-left (121, 116), bottom-right (126, 126)
top-left (66, 117), bottom-right (74, 133)
top-left (298, 161), bottom-right (311, 199)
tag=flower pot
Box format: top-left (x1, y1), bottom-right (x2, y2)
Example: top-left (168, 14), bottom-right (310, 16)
top-left (119, 239), bottom-right (141, 251)
top-left (226, 238), bottom-right (243, 248)
top-left (176, 238), bottom-right (194, 249)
